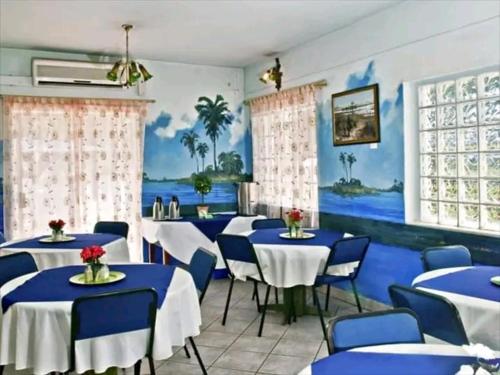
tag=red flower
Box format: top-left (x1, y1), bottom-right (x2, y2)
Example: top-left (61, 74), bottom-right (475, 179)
top-left (286, 208), bottom-right (304, 223)
top-left (80, 245), bottom-right (106, 263)
top-left (49, 219), bottom-right (66, 231)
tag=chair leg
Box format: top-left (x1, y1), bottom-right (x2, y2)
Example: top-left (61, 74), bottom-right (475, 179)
top-left (274, 287), bottom-right (279, 304)
top-left (148, 356), bottom-right (156, 375)
top-left (325, 285), bottom-right (331, 312)
top-left (252, 282), bottom-right (257, 300)
top-left (350, 279), bottom-right (362, 313)
top-left (133, 359), bottom-right (141, 375)
top-left (222, 277), bottom-right (235, 326)
top-left (189, 337), bottom-right (208, 375)
top-left (312, 286), bottom-right (328, 342)
top-left (254, 280), bottom-right (261, 313)
top-left (258, 285), bottom-right (271, 337)
top-left (183, 345), bottom-right (191, 358)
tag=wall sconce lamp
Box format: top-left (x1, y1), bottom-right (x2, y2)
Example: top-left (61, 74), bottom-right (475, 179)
top-left (259, 58), bottom-right (283, 91)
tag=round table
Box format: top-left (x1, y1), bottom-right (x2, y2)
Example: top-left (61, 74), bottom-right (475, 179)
top-left (0, 233), bottom-right (130, 270)
top-left (412, 266), bottom-right (500, 350)
top-left (142, 214), bottom-right (265, 269)
top-left (0, 264), bottom-right (201, 374)
top-left (231, 228), bottom-right (356, 288)
top-left (299, 344), bottom-right (499, 375)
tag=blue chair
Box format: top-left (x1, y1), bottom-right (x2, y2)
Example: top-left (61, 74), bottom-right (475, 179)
top-left (312, 236), bottom-right (370, 340)
top-left (327, 308), bottom-right (424, 354)
top-left (421, 245), bottom-right (472, 271)
top-left (0, 252), bottom-right (38, 287)
top-left (182, 248), bottom-right (216, 360)
top-left (70, 288), bottom-right (158, 374)
top-left (216, 234), bottom-right (272, 337)
top-left (251, 218), bottom-right (286, 230)
top-left (0, 232), bottom-right (6, 244)
top-left (188, 247), bottom-right (217, 304)
top-left (389, 284), bottom-right (469, 345)
top-left (93, 221), bottom-right (129, 238)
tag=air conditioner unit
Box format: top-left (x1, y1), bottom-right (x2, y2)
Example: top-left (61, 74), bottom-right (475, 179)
top-left (32, 59), bottom-right (123, 87)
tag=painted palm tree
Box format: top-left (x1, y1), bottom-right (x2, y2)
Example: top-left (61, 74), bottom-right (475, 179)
top-left (195, 95), bottom-right (233, 172)
top-left (180, 130), bottom-right (199, 173)
top-left (347, 153), bottom-right (357, 182)
top-left (339, 152), bottom-right (348, 182)
top-left (196, 142), bottom-right (209, 172)
top-left (218, 151), bottom-right (244, 175)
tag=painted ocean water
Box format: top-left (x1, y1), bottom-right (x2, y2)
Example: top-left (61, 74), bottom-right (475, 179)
top-left (142, 181), bottom-right (237, 208)
top-left (319, 189), bottom-right (404, 223)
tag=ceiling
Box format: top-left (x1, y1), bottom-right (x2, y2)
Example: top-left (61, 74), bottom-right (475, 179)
top-left (0, 0), bottom-right (400, 67)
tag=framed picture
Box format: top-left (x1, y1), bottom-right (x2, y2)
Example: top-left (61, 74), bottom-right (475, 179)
top-left (331, 83), bottom-right (380, 146)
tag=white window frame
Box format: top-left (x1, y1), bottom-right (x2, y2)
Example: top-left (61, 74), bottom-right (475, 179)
top-left (404, 66), bottom-right (500, 237)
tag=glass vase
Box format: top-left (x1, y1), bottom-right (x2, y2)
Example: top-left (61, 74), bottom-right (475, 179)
top-left (51, 230), bottom-right (63, 241)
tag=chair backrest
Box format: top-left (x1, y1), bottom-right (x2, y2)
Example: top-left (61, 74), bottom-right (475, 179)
top-left (421, 245), bottom-right (472, 271)
top-left (251, 218), bottom-right (286, 230)
top-left (327, 308), bottom-right (424, 354)
top-left (0, 232), bottom-right (5, 244)
top-left (93, 221), bottom-right (129, 238)
top-left (388, 284), bottom-right (469, 345)
top-left (323, 236), bottom-right (371, 278)
top-left (216, 234), bottom-right (265, 281)
top-left (0, 252), bottom-right (38, 287)
top-left (70, 288), bottom-right (157, 370)
top-left (188, 247), bottom-right (217, 303)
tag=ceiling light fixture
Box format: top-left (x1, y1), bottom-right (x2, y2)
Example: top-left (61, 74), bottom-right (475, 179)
top-left (259, 58), bottom-right (282, 91)
top-left (107, 24), bottom-right (152, 88)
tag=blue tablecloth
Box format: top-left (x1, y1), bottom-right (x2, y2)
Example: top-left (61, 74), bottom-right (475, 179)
top-left (309, 351), bottom-right (477, 375)
top-left (414, 266), bottom-right (500, 302)
top-left (249, 228), bottom-right (343, 247)
top-left (2, 264), bottom-right (175, 313)
top-left (3, 233), bottom-right (123, 250)
top-left (168, 214), bottom-right (236, 241)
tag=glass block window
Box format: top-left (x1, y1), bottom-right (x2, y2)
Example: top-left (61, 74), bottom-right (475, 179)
top-left (418, 70), bottom-right (500, 232)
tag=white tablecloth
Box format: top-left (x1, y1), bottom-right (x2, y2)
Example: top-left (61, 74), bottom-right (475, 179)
top-left (142, 215), bottom-right (265, 269)
top-left (229, 231), bottom-right (357, 288)
top-left (0, 265), bottom-right (201, 374)
top-left (0, 236), bottom-right (130, 270)
top-left (298, 344), bottom-right (500, 375)
top-left (413, 267), bottom-right (500, 350)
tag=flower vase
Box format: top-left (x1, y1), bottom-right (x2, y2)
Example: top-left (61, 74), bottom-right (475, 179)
top-left (52, 230), bottom-right (63, 241)
top-left (85, 262), bottom-right (104, 283)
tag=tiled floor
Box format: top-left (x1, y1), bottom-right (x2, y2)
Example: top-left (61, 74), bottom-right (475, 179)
top-left (4, 279), bottom-right (374, 375)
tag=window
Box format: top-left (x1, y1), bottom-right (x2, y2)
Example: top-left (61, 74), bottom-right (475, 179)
top-left (417, 70), bottom-right (499, 232)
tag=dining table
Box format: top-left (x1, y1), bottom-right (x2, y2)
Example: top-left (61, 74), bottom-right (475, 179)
top-left (141, 213), bottom-right (265, 268)
top-left (0, 233), bottom-right (130, 270)
top-left (298, 343), bottom-right (500, 375)
top-left (412, 265), bottom-right (500, 350)
top-left (230, 228), bottom-right (356, 320)
top-left (0, 263), bottom-right (201, 374)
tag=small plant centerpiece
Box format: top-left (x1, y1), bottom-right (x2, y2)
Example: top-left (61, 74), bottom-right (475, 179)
top-left (49, 219), bottom-right (65, 241)
top-left (286, 208), bottom-right (304, 238)
top-left (80, 245), bottom-right (109, 283)
top-left (194, 173), bottom-right (212, 218)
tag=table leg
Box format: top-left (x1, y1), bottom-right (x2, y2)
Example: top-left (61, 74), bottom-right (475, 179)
top-left (148, 242), bottom-right (154, 263)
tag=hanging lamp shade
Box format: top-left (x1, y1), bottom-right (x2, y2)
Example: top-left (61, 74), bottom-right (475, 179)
top-left (107, 24), bottom-right (153, 87)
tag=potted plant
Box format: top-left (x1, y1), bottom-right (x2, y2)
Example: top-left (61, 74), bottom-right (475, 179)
top-left (194, 173), bottom-right (212, 218)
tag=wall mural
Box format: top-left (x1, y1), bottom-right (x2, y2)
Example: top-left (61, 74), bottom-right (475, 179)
top-left (142, 95), bottom-right (252, 209)
top-left (317, 61), bottom-right (405, 223)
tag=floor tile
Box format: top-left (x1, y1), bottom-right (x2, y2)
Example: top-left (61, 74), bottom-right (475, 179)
top-left (243, 320), bottom-right (288, 339)
top-left (195, 331), bottom-right (239, 349)
top-left (155, 361), bottom-right (203, 375)
top-left (258, 354), bottom-right (311, 375)
top-left (213, 349), bottom-right (268, 372)
top-left (169, 345), bottom-right (225, 367)
top-left (208, 367), bottom-right (255, 375)
top-left (230, 335), bottom-right (279, 353)
top-left (206, 317), bottom-right (254, 334)
top-left (272, 338), bottom-right (322, 359)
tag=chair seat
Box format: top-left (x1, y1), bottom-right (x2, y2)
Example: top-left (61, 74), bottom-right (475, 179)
top-left (315, 273), bottom-right (353, 286)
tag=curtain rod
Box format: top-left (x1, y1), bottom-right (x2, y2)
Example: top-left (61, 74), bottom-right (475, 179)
top-left (0, 94), bottom-right (155, 103)
top-left (244, 79), bottom-right (327, 105)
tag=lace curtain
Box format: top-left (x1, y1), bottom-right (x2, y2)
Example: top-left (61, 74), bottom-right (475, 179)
top-left (250, 84), bottom-right (319, 227)
top-left (2, 96), bottom-right (147, 261)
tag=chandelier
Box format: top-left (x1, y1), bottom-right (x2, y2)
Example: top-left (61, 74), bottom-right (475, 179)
top-left (107, 24), bottom-right (153, 87)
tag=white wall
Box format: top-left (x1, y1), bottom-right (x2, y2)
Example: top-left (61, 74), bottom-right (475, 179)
top-left (244, 0), bottom-right (500, 97)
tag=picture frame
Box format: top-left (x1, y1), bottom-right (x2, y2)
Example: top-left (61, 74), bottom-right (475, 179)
top-left (331, 83), bottom-right (380, 146)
